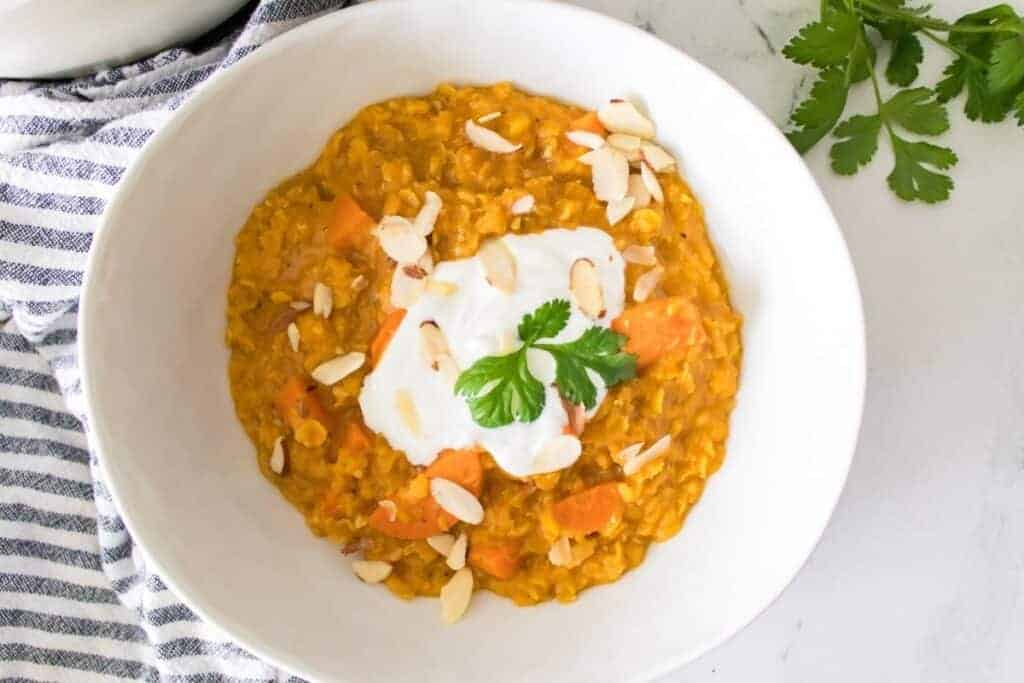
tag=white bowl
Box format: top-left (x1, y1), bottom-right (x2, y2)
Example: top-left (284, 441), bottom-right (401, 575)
top-left (0, 0), bottom-right (249, 79)
top-left (80, 1), bottom-right (865, 680)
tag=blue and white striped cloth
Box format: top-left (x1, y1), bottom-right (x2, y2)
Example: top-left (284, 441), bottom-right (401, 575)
top-left (0, 2), bottom-right (354, 678)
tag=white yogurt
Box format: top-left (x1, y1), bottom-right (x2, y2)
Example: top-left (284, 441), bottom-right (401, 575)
top-left (358, 227), bottom-right (625, 477)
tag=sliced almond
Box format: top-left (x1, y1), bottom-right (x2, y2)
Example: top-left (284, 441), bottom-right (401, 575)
top-left (479, 238), bottom-right (517, 294)
top-left (414, 190), bottom-right (443, 236)
top-left (396, 389), bottom-right (421, 435)
top-left (420, 321), bottom-right (451, 370)
top-left (534, 434), bottom-right (582, 473)
top-left (440, 567), bottom-right (473, 624)
top-left (589, 145), bottom-right (629, 202)
top-left (391, 265), bottom-right (427, 308)
top-left (286, 322), bottom-right (300, 353)
top-left (597, 100), bottom-right (655, 139)
top-left (350, 275), bottom-right (367, 291)
top-left (612, 442), bottom-right (644, 465)
top-left (446, 532), bottom-right (468, 570)
top-left (289, 301), bottom-right (311, 311)
top-left (377, 500), bottom-right (398, 523)
top-left (640, 161), bottom-right (664, 204)
top-left (352, 560), bottom-right (392, 584)
top-left (477, 111), bottom-right (502, 123)
top-left (633, 265), bottom-right (664, 303)
top-left (313, 282), bottom-right (333, 319)
top-left (560, 396), bottom-right (586, 436)
top-left (606, 196), bottom-right (635, 226)
top-left (548, 536), bottom-right (572, 567)
top-left (565, 130), bottom-right (606, 150)
top-left (577, 150), bottom-right (600, 165)
top-left (640, 143), bottom-right (676, 172)
top-left (426, 279), bottom-right (458, 297)
top-left (623, 434), bottom-right (672, 476)
top-left (430, 477), bottom-right (484, 524)
top-left (510, 193), bottom-right (535, 215)
top-left (312, 352), bottom-right (366, 386)
top-left (376, 215), bottom-right (427, 263)
top-left (606, 133), bottom-right (643, 162)
top-left (622, 244), bottom-right (657, 266)
top-left (570, 258), bottom-right (605, 318)
top-left (626, 174), bottom-right (652, 209)
top-left (428, 534), bottom-right (456, 556)
top-left (269, 436), bottom-right (285, 475)
top-left (465, 119), bottom-right (521, 154)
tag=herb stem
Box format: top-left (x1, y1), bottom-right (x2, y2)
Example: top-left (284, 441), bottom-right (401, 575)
top-left (919, 28), bottom-right (989, 68)
top-left (864, 31), bottom-right (896, 146)
top-left (856, 0), bottom-right (1024, 34)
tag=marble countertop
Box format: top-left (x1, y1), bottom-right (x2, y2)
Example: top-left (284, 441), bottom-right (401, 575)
top-left (567, 1), bottom-right (1024, 681)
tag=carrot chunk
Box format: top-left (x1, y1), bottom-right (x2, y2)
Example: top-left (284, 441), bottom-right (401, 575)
top-left (342, 420), bottom-right (372, 451)
top-left (368, 497), bottom-right (446, 540)
top-left (551, 483), bottom-right (623, 535)
top-left (611, 296), bottom-right (706, 368)
top-left (423, 448), bottom-right (483, 496)
top-left (570, 111), bottom-right (606, 136)
top-left (275, 376), bottom-right (329, 429)
top-left (469, 541), bottom-right (521, 580)
top-left (369, 309), bottom-right (406, 366)
top-left (327, 193), bottom-right (375, 250)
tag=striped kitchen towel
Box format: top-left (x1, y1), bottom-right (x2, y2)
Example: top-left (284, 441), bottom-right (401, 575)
top-left (0, 1), bottom-right (354, 679)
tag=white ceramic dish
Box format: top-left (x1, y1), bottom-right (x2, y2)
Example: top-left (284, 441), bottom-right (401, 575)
top-left (0, 0), bottom-right (249, 79)
top-left (80, 1), bottom-right (865, 680)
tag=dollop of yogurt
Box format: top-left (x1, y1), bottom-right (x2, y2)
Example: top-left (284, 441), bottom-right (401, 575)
top-left (358, 227), bottom-right (625, 477)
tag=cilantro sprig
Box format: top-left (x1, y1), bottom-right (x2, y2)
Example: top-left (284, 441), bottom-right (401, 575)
top-left (454, 300), bottom-right (637, 428)
top-left (784, 1), bottom-right (1024, 203)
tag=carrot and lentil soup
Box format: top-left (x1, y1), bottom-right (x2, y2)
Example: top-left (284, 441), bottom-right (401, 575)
top-left (226, 83), bottom-right (742, 622)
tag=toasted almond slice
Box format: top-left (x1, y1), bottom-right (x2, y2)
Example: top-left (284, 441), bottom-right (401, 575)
top-left (378, 500), bottom-right (398, 523)
top-left (577, 150), bottom-right (599, 166)
top-left (565, 130), bottom-right (606, 150)
top-left (479, 238), bottom-right (517, 294)
top-left (376, 215), bottom-right (428, 263)
top-left (396, 389), bottom-right (421, 435)
top-left (570, 258), bottom-right (605, 318)
top-left (534, 434), bottom-right (582, 473)
top-left (289, 301), bottom-right (311, 311)
top-left (641, 143), bottom-right (676, 172)
top-left (623, 434), bottom-right (672, 476)
top-left (612, 442), bottom-right (644, 465)
top-left (350, 275), bottom-right (367, 291)
top-left (436, 354), bottom-right (461, 385)
top-left (633, 265), bottom-right (664, 303)
top-left (430, 477), bottom-right (484, 524)
top-left (560, 396), bottom-right (586, 436)
top-left (312, 352), bottom-right (366, 386)
top-left (548, 536), bottom-right (572, 567)
top-left (352, 560), bottom-right (392, 584)
top-left (606, 196), bottom-right (635, 226)
top-left (465, 119), bottom-right (521, 154)
top-left (626, 174), bottom-right (652, 209)
top-left (510, 193), bottom-right (535, 215)
top-left (589, 145), bottom-right (629, 202)
top-left (446, 532), bottom-right (468, 570)
top-left (606, 133), bottom-right (643, 162)
top-left (414, 191), bottom-right (443, 236)
top-left (598, 100), bottom-right (655, 139)
top-left (420, 320), bottom-right (451, 369)
top-left (622, 244), bottom-right (657, 266)
top-left (477, 111), bottom-right (502, 123)
top-left (269, 436), bottom-right (285, 475)
top-left (391, 265), bottom-right (427, 308)
top-left (640, 161), bottom-right (664, 204)
top-left (440, 567), bottom-right (474, 624)
top-left (426, 278), bottom-right (458, 297)
top-left (286, 322), bottom-right (300, 353)
top-left (428, 534), bottom-right (456, 555)
top-left (313, 282), bottom-right (333, 318)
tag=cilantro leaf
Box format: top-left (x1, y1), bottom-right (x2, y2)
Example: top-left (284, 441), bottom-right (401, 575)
top-left (886, 33), bottom-right (924, 86)
top-left (454, 351), bottom-right (544, 427)
top-left (1015, 90), bottom-right (1024, 124)
top-left (936, 57), bottom-right (1016, 122)
top-left (517, 298), bottom-right (569, 345)
top-left (887, 136), bottom-right (958, 203)
top-left (536, 328), bottom-right (637, 409)
top-left (989, 35), bottom-right (1024, 93)
top-left (787, 67), bottom-right (851, 154)
top-left (783, 10), bottom-right (860, 68)
top-left (830, 115), bottom-right (881, 175)
top-left (883, 88), bottom-right (950, 135)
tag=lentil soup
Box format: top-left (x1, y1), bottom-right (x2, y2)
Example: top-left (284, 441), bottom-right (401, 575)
top-left (226, 83), bottom-right (742, 619)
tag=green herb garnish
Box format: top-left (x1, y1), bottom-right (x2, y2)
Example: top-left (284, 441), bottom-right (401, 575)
top-left (784, 1), bottom-right (1024, 203)
top-left (454, 299), bottom-right (637, 428)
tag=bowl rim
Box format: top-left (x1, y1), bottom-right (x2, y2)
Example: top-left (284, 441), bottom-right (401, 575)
top-left (79, 0), bottom-right (866, 679)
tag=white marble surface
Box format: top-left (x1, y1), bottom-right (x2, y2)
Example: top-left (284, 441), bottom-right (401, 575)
top-left (566, 1), bottom-right (1024, 681)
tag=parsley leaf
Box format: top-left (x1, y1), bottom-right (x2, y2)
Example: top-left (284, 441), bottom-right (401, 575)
top-left (454, 300), bottom-right (637, 427)
top-left (831, 115), bottom-right (881, 175)
top-left (883, 88), bottom-right (950, 134)
top-left (886, 33), bottom-right (924, 86)
top-left (787, 67), bottom-right (852, 154)
top-left (783, 10), bottom-right (860, 68)
top-left (888, 136), bottom-right (958, 203)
